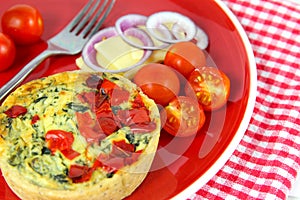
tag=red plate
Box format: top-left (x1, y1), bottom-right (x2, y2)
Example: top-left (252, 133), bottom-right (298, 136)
top-left (0, 0), bottom-right (257, 199)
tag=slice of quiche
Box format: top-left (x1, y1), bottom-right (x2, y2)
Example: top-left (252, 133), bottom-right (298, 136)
top-left (0, 71), bottom-right (160, 200)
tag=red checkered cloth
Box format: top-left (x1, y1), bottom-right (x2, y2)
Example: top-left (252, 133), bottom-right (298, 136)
top-left (191, 0), bottom-right (300, 199)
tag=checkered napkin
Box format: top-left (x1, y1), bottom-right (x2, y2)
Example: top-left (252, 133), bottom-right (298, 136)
top-left (190, 0), bottom-right (300, 199)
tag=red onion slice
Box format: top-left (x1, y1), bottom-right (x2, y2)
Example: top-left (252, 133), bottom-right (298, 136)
top-left (116, 14), bottom-right (148, 31)
top-left (82, 27), bottom-right (118, 71)
top-left (82, 26), bottom-right (152, 73)
top-left (172, 23), bottom-right (209, 49)
top-left (146, 11), bottom-right (197, 44)
top-left (115, 14), bottom-right (171, 50)
top-left (194, 27), bottom-right (209, 50)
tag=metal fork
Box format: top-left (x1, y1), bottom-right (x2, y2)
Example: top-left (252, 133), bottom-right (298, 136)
top-left (0, 0), bottom-right (115, 101)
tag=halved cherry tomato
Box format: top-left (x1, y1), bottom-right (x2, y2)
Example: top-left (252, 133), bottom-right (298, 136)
top-left (185, 66), bottom-right (230, 111)
top-left (133, 63), bottom-right (180, 106)
top-left (164, 41), bottom-right (206, 78)
top-left (160, 96), bottom-right (206, 137)
top-left (0, 33), bottom-right (16, 71)
top-left (1, 4), bottom-right (44, 45)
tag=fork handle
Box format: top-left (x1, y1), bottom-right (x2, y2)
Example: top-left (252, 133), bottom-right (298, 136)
top-left (0, 50), bottom-right (53, 102)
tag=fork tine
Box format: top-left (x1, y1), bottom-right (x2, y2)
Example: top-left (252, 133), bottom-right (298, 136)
top-left (66, 0), bottom-right (94, 31)
top-left (80, 0), bottom-right (108, 36)
top-left (73, 0), bottom-right (102, 34)
top-left (84, 0), bottom-right (116, 38)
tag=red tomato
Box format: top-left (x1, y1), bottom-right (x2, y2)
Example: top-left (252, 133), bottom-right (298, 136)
top-left (164, 41), bottom-right (206, 77)
top-left (161, 96), bottom-right (206, 137)
top-left (0, 33), bottom-right (16, 71)
top-left (133, 63), bottom-right (180, 106)
top-left (1, 4), bottom-right (44, 45)
top-left (185, 66), bottom-right (230, 111)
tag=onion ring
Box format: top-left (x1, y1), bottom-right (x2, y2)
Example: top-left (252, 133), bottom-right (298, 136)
top-left (82, 26), bottom-right (152, 73)
top-left (115, 14), bottom-right (171, 50)
top-left (194, 27), bottom-right (209, 50)
top-left (172, 23), bottom-right (209, 49)
top-left (146, 11), bottom-right (197, 44)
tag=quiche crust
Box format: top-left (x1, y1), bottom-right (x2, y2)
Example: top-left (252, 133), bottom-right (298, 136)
top-left (0, 71), bottom-right (160, 200)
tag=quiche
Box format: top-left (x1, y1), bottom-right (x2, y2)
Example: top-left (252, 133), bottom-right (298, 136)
top-left (0, 71), bottom-right (161, 200)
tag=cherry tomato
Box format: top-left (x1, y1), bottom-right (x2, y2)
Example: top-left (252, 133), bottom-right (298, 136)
top-left (1, 4), bottom-right (44, 45)
top-left (0, 33), bottom-right (16, 71)
top-left (161, 96), bottom-right (206, 137)
top-left (133, 63), bottom-right (180, 106)
top-left (185, 66), bottom-right (230, 111)
top-left (164, 41), bottom-right (206, 77)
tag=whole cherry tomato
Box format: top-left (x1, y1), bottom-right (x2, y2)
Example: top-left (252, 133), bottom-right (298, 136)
top-left (164, 41), bottom-right (206, 78)
top-left (160, 96), bottom-right (206, 137)
top-left (185, 66), bottom-right (230, 111)
top-left (0, 33), bottom-right (16, 71)
top-left (1, 4), bottom-right (44, 45)
top-left (133, 63), bottom-right (180, 106)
